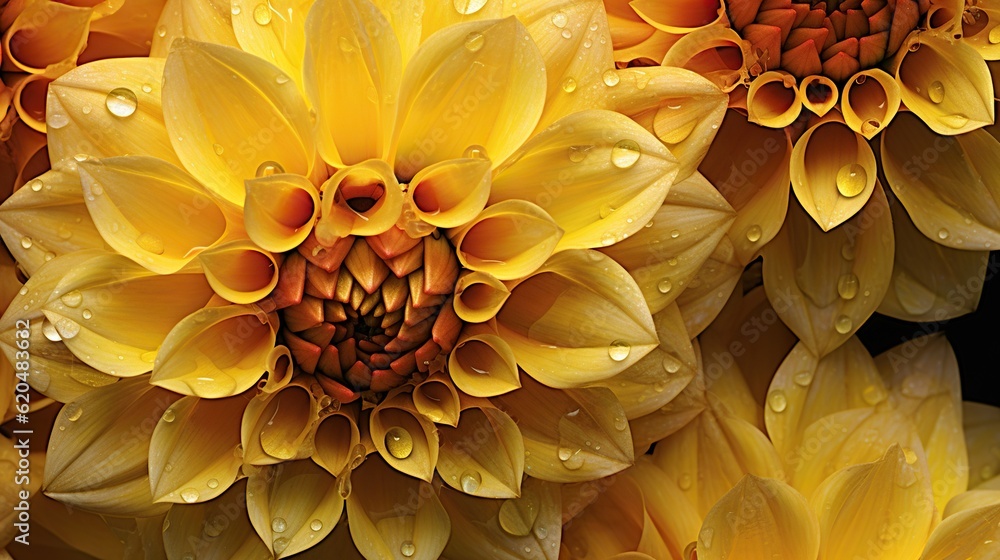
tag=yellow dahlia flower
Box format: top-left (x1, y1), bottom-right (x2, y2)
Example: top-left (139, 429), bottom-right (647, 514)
top-left (0, 0), bottom-right (738, 556)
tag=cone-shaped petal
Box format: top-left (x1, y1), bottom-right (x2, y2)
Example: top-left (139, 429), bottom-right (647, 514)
top-left (882, 112), bottom-right (1000, 250)
top-left (150, 0), bottom-right (241, 56)
top-left (747, 71), bottom-right (802, 128)
top-left (698, 322), bottom-right (764, 429)
top-left (797, 75), bottom-right (838, 117)
top-left (163, 479), bottom-right (271, 560)
top-left (408, 157), bottom-right (491, 228)
top-left (453, 270), bottom-right (510, 323)
top-left (198, 240), bottom-right (279, 304)
top-left (921, 502), bottom-right (1000, 560)
top-left (346, 456), bottom-right (450, 560)
top-left (762, 188), bottom-right (893, 357)
top-left (811, 445), bottom-right (936, 560)
top-left (896, 33), bottom-right (994, 135)
top-left (601, 172), bottom-right (735, 314)
top-left (449, 332), bottom-right (520, 397)
top-left (625, 457), bottom-right (702, 558)
top-left (78, 156), bottom-right (231, 274)
top-left (662, 26), bottom-right (748, 92)
top-left (304, 0), bottom-right (400, 167)
top-left (698, 475), bottom-right (820, 560)
top-left (162, 39), bottom-right (314, 206)
top-left (316, 159), bottom-right (404, 241)
top-left (497, 250), bottom-right (657, 387)
top-left (370, 392), bottom-right (439, 481)
top-left (46, 58), bottom-right (179, 171)
top-left (241, 382), bottom-right (320, 465)
top-left (393, 17), bottom-right (545, 180)
top-left (674, 234), bottom-right (742, 337)
top-left (412, 373), bottom-right (461, 426)
top-left (2, 0), bottom-right (91, 75)
top-left (244, 174), bottom-right (319, 253)
top-left (152, 304), bottom-right (277, 398)
top-left (790, 120), bottom-right (878, 231)
top-left (312, 411), bottom-right (361, 475)
top-left (842, 69), bottom-right (901, 139)
top-left (233, 0), bottom-right (313, 87)
top-left (437, 404), bottom-right (524, 498)
top-left (440, 476), bottom-right (561, 559)
top-left (699, 110), bottom-right (791, 265)
top-left (44, 377), bottom-right (181, 516)
top-left (0, 169), bottom-right (105, 276)
top-left (964, 402), bottom-right (1000, 489)
top-left (261, 345), bottom-right (294, 393)
top-left (491, 110), bottom-right (676, 250)
top-left (627, 346), bottom-right (707, 453)
top-left (493, 377), bottom-right (634, 482)
top-left (149, 395), bottom-right (245, 503)
top-left (960, 5), bottom-right (1000, 60)
top-left (450, 200), bottom-right (563, 281)
top-left (369, 0), bottom-right (421, 68)
top-left (246, 460), bottom-right (344, 558)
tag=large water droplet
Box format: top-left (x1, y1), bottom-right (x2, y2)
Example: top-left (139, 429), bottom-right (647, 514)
top-left (384, 426), bottom-right (414, 459)
top-left (928, 80), bottom-right (945, 104)
top-left (836, 163), bottom-right (867, 198)
top-left (657, 279), bottom-right (672, 294)
top-left (181, 488), bottom-right (199, 503)
top-left (551, 11), bottom-right (568, 28)
top-left (60, 290), bottom-right (83, 308)
top-left (310, 519), bottom-right (323, 532)
top-left (136, 232), bottom-right (165, 255)
top-left (745, 224), bottom-right (762, 243)
top-left (64, 402), bottom-right (83, 421)
top-left (678, 472), bottom-right (693, 490)
top-left (453, 0), bottom-right (486, 14)
top-left (49, 112), bottom-right (69, 129)
top-left (464, 31), bottom-right (484, 52)
top-left (207, 478), bottom-right (219, 489)
top-left (42, 320), bottom-right (62, 342)
top-left (253, 3), bottom-right (272, 24)
top-left (602, 69), bottom-right (620, 87)
top-left (558, 447), bottom-right (585, 470)
top-left (162, 408), bottom-right (176, 423)
top-left (610, 139), bottom-right (641, 168)
top-left (54, 317), bottom-right (81, 339)
top-left (834, 315), bottom-right (853, 334)
top-left (271, 517), bottom-right (287, 533)
top-left (837, 273), bottom-right (859, 300)
top-left (273, 538), bottom-right (289, 555)
top-left (940, 113), bottom-right (969, 129)
top-left (460, 470), bottom-right (482, 493)
top-left (768, 390), bottom-right (787, 412)
top-left (106, 88), bottom-right (138, 118)
top-left (400, 541), bottom-right (416, 557)
top-left (793, 370), bottom-right (814, 387)
top-left (255, 160), bottom-right (284, 177)
top-left (561, 77), bottom-right (577, 93)
top-left (20, 236), bottom-right (32, 249)
top-left (608, 340), bottom-right (630, 361)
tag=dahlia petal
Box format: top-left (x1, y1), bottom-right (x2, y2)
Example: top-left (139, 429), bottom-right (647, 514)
top-left (44, 377), bottom-right (180, 516)
top-left (148, 395), bottom-right (244, 504)
top-left (4, 122), bottom-right (49, 191)
top-left (698, 326), bottom-right (764, 429)
top-left (497, 250), bottom-right (657, 387)
top-left (29, 495), bottom-right (132, 559)
top-left (630, 0), bottom-right (723, 32)
top-left (698, 476), bottom-right (819, 560)
top-left (163, 479), bottom-right (271, 560)
top-left (943, 490), bottom-right (1000, 517)
top-left (412, 372), bottom-right (461, 426)
top-left (0, 169), bottom-right (105, 276)
top-left (407, 157), bottom-right (491, 228)
top-left (882, 112), bottom-right (1000, 249)
top-left (811, 445), bottom-right (936, 560)
top-left (797, 75), bottom-right (838, 116)
top-left (312, 410), bottom-right (361, 475)
top-left (198, 240), bottom-right (280, 304)
top-left (611, 68), bottom-right (726, 182)
top-left (162, 39), bottom-right (314, 206)
top-left (448, 332), bottom-right (520, 397)
top-left (614, 29), bottom-right (678, 66)
top-left (9, 73), bottom-right (51, 133)
top-left (698, 110), bottom-right (791, 265)
top-left (304, 0), bottom-right (400, 167)
top-left (896, 33), bottom-right (994, 135)
top-left (246, 460), bottom-right (344, 558)
top-left (964, 402), bottom-right (1000, 489)
top-left (508, 0), bottom-right (614, 129)
top-left (661, 26), bottom-right (748, 92)
top-left (449, 200), bottom-right (563, 281)
top-left (841, 68), bottom-right (900, 138)
top-left (961, 7), bottom-right (1000, 60)
top-left (244, 174), bottom-right (319, 253)
top-left (491, 110), bottom-right (678, 250)
top-left (627, 343), bottom-right (706, 453)
top-left (45, 58), bottom-right (178, 172)
top-left (85, 0), bottom-right (165, 57)
top-left (440, 477), bottom-right (561, 560)
top-left (437, 404), bottom-right (524, 498)
top-left (346, 456), bottom-right (450, 560)
top-left (149, 0), bottom-right (241, 57)
top-left (625, 457), bottom-right (702, 557)
top-left (921, 503), bottom-right (1000, 560)
top-left (602, 172), bottom-right (735, 314)
top-left (674, 234), bottom-right (742, 337)
top-left (453, 270), bottom-right (510, 323)
top-left (493, 377), bottom-right (634, 482)
top-left (232, 0), bottom-right (313, 87)
top-left (421, 0), bottom-right (503, 39)
top-left (370, 0), bottom-right (422, 67)
top-left (747, 71), bottom-right (802, 128)
top-left (790, 120), bottom-right (878, 231)
top-left (393, 17), bottom-right (545, 180)
top-left (316, 159), bottom-right (404, 240)
top-left (762, 185), bottom-right (893, 357)
top-left (241, 381), bottom-right (320, 465)
top-left (370, 392), bottom-right (439, 481)
top-left (78, 156), bottom-right (231, 274)
top-left (152, 304), bottom-right (277, 398)
top-left (2, 0), bottom-right (91, 75)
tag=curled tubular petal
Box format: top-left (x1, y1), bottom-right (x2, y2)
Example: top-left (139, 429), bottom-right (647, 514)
top-left (790, 120), bottom-right (878, 231)
top-left (453, 270), bottom-right (510, 323)
top-left (316, 159), bottom-right (404, 241)
top-left (842, 69), bottom-right (901, 139)
top-left (198, 240), bottom-right (279, 304)
top-left (11, 73), bottom-right (52, 133)
top-left (797, 75), bottom-right (838, 117)
top-left (245, 174), bottom-right (320, 253)
top-left (662, 26), bottom-right (748, 92)
top-left (312, 410), bottom-right (362, 476)
top-left (962, 6), bottom-right (1000, 60)
top-left (2, 0), bottom-right (91, 75)
top-left (747, 71), bottom-right (802, 128)
top-left (261, 344), bottom-right (294, 394)
top-left (370, 392), bottom-right (439, 482)
top-left (241, 381), bottom-right (320, 465)
top-left (152, 304), bottom-right (278, 398)
top-left (163, 479), bottom-right (271, 560)
top-left (412, 372), bottom-right (461, 426)
top-left (448, 332), bottom-right (520, 398)
top-left (78, 156), bottom-right (231, 274)
top-left (437, 403), bottom-right (524, 498)
top-left (407, 157), bottom-right (491, 228)
top-left (450, 200), bottom-right (563, 281)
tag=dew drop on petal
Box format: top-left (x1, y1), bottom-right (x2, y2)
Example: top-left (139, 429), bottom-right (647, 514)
top-left (657, 279), bottom-right (672, 294)
top-left (837, 273), bottom-right (859, 300)
top-left (610, 139), bottom-right (641, 168)
top-left (28, 179), bottom-right (43, 191)
top-left (561, 29), bottom-right (572, 39)
top-left (745, 224), bottom-right (762, 243)
top-left (162, 408), bottom-right (176, 423)
top-left (206, 478), bottom-right (219, 489)
top-left (768, 390), bottom-right (787, 412)
top-left (602, 69), bottom-right (620, 87)
top-left (213, 143), bottom-right (224, 155)
top-left (20, 236), bottom-right (32, 249)
top-left (256, 160), bottom-right (284, 177)
top-left (464, 31), bottom-right (484, 52)
top-left (460, 470), bottom-right (482, 493)
top-left (700, 527), bottom-right (715, 549)
top-left (271, 517), bottom-right (287, 533)
top-left (65, 403), bottom-right (83, 421)
top-left (136, 232), bottom-right (165, 255)
top-left (273, 538), bottom-right (289, 555)
top-left (106, 88), bottom-right (138, 118)
top-left (561, 77), bottom-right (577, 93)
top-left (938, 228), bottom-right (950, 240)
top-left (613, 415), bottom-right (627, 431)
top-left (181, 488), bottom-right (199, 503)
top-left (60, 290), bottom-right (83, 308)
top-left (156, 25), bottom-right (166, 37)
top-left (42, 320), bottom-right (61, 342)
top-left (793, 370), bottom-right (814, 387)
top-left (54, 317), bottom-right (81, 339)
top-left (941, 113), bottom-right (969, 129)
top-left (551, 11), bottom-right (568, 28)
top-left (310, 519), bottom-right (323, 532)
top-left (384, 426), bottom-right (413, 459)
top-left (400, 541), bottom-right (416, 557)
top-left (253, 3), bottom-right (271, 25)
top-left (834, 315), bottom-right (853, 334)
top-left (453, 0), bottom-right (486, 15)
top-left (608, 340), bottom-right (630, 361)
top-left (836, 163), bottom-right (867, 198)
top-left (928, 81), bottom-right (945, 104)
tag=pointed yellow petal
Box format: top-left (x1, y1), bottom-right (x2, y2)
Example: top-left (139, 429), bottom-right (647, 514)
top-left (453, 270), bottom-right (510, 323)
top-left (674, 233), bottom-right (741, 337)
top-left (627, 343), bottom-right (706, 453)
top-left (419, 0), bottom-right (503, 40)
top-left (497, 250), bottom-right (657, 387)
top-left (493, 377), bottom-right (634, 482)
top-left (449, 200), bottom-right (562, 281)
top-left (163, 479), bottom-right (272, 560)
top-left (244, 173), bottom-right (319, 253)
top-left (152, 304), bottom-right (277, 398)
top-left (841, 69), bottom-right (901, 139)
top-left (790, 120), bottom-right (878, 231)
top-left (370, 391), bottom-right (439, 482)
top-left (304, 0), bottom-right (400, 166)
top-left (408, 157), bottom-right (491, 228)
top-left (921, 503), bottom-right (1000, 560)
top-left (698, 475), bottom-right (819, 560)
top-left (437, 404), bottom-right (524, 498)
top-left (895, 33), bottom-right (994, 135)
top-left (964, 402), bottom-right (1000, 488)
top-left (943, 489), bottom-right (1000, 517)
top-left (44, 377), bottom-right (180, 516)
top-left (198, 240), bottom-right (280, 304)
top-left (393, 17), bottom-right (545, 180)
top-left (312, 410), bottom-right (361, 475)
top-left (232, 0), bottom-right (313, 87)
top-left (625, 457), bottom-right (702, 558)
top-left (370, 0), bottom-right (422, 68)
top-left (2, 0), bottom-right (91, 75)
top-left (150, 0), bottom-right (241, 57)
top-left (162, 39), bottom-right (314, 206)
top-left (811, 445), bottom-right (936, 560)
top-left (762, 186), bottom-right (894, 357)
top-left (747, 71), bottom-right (802, 129)
top-left (247, 460), bottom-right (344, 558)
top-left (448, 332), bottom-right (520, 397)
top-left (491, 110), bottom-right (677, 250)
top-left (346, 456), bottom-right (450, 560)
top-left (316, 159), bottom-right (404, 240)
top-left (412, 373), bottom-right (462, 426)
top-left (241, 381), bottom-right (321, 465)
top-left (149, 395), bottom-right (245, 503)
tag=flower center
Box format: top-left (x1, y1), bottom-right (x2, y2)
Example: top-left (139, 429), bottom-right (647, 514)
top-left (729, 0), bottom-right (928, 82)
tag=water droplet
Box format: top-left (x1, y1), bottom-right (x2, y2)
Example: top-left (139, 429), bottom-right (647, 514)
top-left (206, 478), bottom-right (219, 489)
top-left (42, 320), bottom-right (62, 342)
top-left (862, 384), bottom-right (885, 405)
top-left (928, 81), bottom-right (945, 104)
top-left (941, 113), bottom-right (969, 129)
top-left (231, 4), bottom-right (241, 14)
top-left (613, 415), bottom-right (628, 431)
top-left (212, 143), bottom-right (224, 155)
top-left (460, 470), bottom-right (482, 493)
top-left (551, 11), bottom-right (568, 28)
top-left (608, 340), bottom-right (630, 361)
top-left (768, 390), bottom-right (787, 412)
top-left (54, 317), bottom-right (81, 339)
top-left (661, 355), bottom-right (681, 375)
top-left (834, 315), bottom-right (853, 334)
top-left (600, 232), bottom-right (615, 246)
top-left (794, 370), bottom-right (814, 387)
top-left (142, 83), bottom-right (153, 93)
top-left (558, 447), bottom-right (585, 469)
top-left (561, 77), bottom-right (577, 93)
top-left (156, 25), bottom-right (166, 37)
top-left (569, 145), bottom-right (592, 163)
top-left (534, 525), bottom-right (548, 539)
top-left (275, 73), bottom-right (289, 85)
top-left (657, 279), bottom-right (672, 294)
top-left (836, 163), bottom-right (867, 198)
top-left (20, 236), bottom-right (32, 249)
top-left (81, 105), bottom-right (92, 115)
top-left (611, 139), bottom-right (641, 169)
top-left (463, 144), bottom-right (488, 159)
top-left (384, 426), bottom-right (413, 459)
top-left (453, 0), bottom-right (486, 14)
top-left (338, 35), bottom-right (354, 53)
top-left (28, 179), bottom-right (43, 192)
top-left (181, 488), bottom-right (199, 503)
top-left (841, 243), bottom-right (856, 261)
top-left (561, 29), bottom-right (572, 39)
top-left (464, 31), bottom-right (484, 52)
top-left (136, 232), bottom-right (165, 255)
top-left (162, 408), bottom-right (176, 423)
top-left (271, 517), bottom-right (287, 533)
top-left (602, 69), bottom-right (620, 87)
top-left (253, 3), bottom-right (271, 24)
top-left (400, 541), bottom-right (416, 557)
top-left (273, 537), bottom-right (289, 554)
top-left (938, 228), bottom-right (950, 240)
top-left (60, 290), bottom-right (83, 308)
top-left (255, 160), bottom-right (284, 177)
top-left (678, 472), bottom-right (693, 490)
top-left (745, 224), bottom-right (762, 243)
top-left (310, 519), bottom-right (323, 531)
top-left (106, 88), bottom-right (138, 118)
top-left (837, 273), bottom-right (859, 300)
top-left (65, 403), bottom-right (83, 421)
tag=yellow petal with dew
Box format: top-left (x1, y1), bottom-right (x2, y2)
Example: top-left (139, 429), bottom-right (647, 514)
top-left (961, 5), bottom-right (1000, 60)
top-left (842, 69), bottom-right (901, 139)
top-left (497, 249), bottom-right (656, 387)
top-left (162, 479), bottom-right (271, 560)
top-left (78, 156), bottom-right (231, 274)
top-left (674, 233), bottom-right (742, 337)
top-left (393, 17), bottom-right (545, 180)
top-left (197, 240), bottom-right (279, 304)
top-left (311, 410), bottom-right (361, 475)
top-left (407, 157), bottom-right (491, 228)
top-left (244, 173), bottom-right (319, 253)
top-left (304, 0), bottom-right (400, 166)
top-left (661, 26), bottom-right (748, 92)
top-left (964, 402), bottom-right (1000, 489)
top-left (370, 0), bottom-right (422, 68)
top-left (162, 39), bottom-right (314, 206)
top-left (625, 457), bottom-right (702, 558)
top-left (437, 403), bottom-right (524, 498)
top-left (260, 345), bottom-right (293, 394)
top-left (762, 186), bottom-right (894, 357)
top-left (449, 331), bottom-right (520, 398)
top-left (452, 270), bottom-right (509, 323)
top-left (2, 0), bottom-right (91, 76)
top-left (420, 0), bottom-right (503, 40)
top-left (152, 304), bottom-right (277, 398)
top-left (150, 0), bottom-right (240, 56)
top-left (943, 489), bottom-right (1000, 517)
top-left (491, 109), bottom-right (677, 251)
top-left (233, 0), bottom-right (314, 87)
top-left (246, 460), bottom-right (344, 558)
top-left (370, 391), bottom-right (439, 482)
top-left (920, 502), bottom-right (1000, 560)
top-left (315, 159), bottom-right (404, 241)
top-left (628, 345), bottom-right (707, 454)
top-left (241, 380), bottom-right (320, 465)
top-left (412, 372), bottom-right (461, 426)
top-left (746, 71), bottom-right (802, 129)
top-left (149, 394), bottom-right (246, 503)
